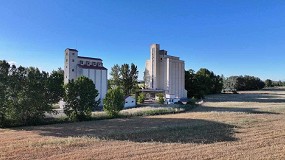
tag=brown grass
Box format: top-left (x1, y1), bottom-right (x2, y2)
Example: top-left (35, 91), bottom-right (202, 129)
top-left (1, 87), bottom-right (285, 159)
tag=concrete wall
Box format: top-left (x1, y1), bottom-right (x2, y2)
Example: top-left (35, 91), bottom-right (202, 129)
top-left (63, 48), bottom-right (108, 106)
top-left (124, 96), bottom-right (136, 108)
top-left (64, 49), bottom-right (78, 84)
top-left (144, 44), bottom-right (187, 99)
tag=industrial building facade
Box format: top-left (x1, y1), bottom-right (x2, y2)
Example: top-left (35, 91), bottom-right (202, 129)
top-left (144, 44), bottom-right (187, 99)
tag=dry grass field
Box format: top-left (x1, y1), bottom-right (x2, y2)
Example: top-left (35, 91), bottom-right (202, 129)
top-left (1, 87), bottom-right (285, 160)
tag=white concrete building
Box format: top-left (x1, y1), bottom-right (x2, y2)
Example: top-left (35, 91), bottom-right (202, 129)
top-left (144, 44), bottom-right (187, 99)
top-left (64, 48), bottom-right (107, 105)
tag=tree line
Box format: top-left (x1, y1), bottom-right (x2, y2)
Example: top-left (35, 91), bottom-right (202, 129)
top-left (0, 60), bottom-right (64, 127)
top-left (264, 79), bottom-right (285, 87)
top-left (184, 68), bottom-right (283, 98)
top-left (0, 61), bottom-right (139, 127)
top-left (223, 75), bottom-right (265, 91)
top-left (1, 58), bottom-right (283, 127)
top-left (185, 68), bottom-right (224, 98)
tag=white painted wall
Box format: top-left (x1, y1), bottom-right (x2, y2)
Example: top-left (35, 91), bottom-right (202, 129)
top-left (63, 48), bottom-right (108, 106)
top-left (124, 96), bottom-right (136, 108)
top-left (144, 44), bottom-right (187, 99)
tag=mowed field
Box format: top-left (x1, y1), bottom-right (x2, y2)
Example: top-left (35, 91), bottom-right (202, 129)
top-left (1, 88), bottom-right (285, 160)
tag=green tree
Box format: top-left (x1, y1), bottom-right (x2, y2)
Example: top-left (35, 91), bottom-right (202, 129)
top-left (137, 92), bottom-right (146, 104)
top-left (17, 67), bottom-right (53, 125)
top-left (185, 68), bottom-right (223, 99)
top-left (4, 66), bottom-right (55, 126)
top-left (64, 76), bottom-right (100, 121)
top-left (103, 88), bottom-right (125, 117)
top-left (264, 79), bottom-right (273, 87)
top-left (224, 75), bottom-right (265, 91)
top-left (109, 64), bottom-right (121, 87)
top-left (156, 93), bottom-right (165, 104)
top-left (110, 63), bottom-right (138, 96)
top-left (46, 68), bottom-right (64, 104)
top-left (0, 60), bottom-right (10, 126)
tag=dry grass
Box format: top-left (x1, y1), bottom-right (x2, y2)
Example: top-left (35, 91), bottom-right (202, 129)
top-left (1, 87), bottom-right (285, 159)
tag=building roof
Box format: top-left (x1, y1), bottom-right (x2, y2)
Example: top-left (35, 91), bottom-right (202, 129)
top-left (77, 64), bottom-right (107, 70)
top-left (78, 56), bottom-right (102, 61)
top-left (140, 89), bottom-right (165, 93)
top-left (124, 96), bottom-right (135, 99)
top-left (65, 48), bottom-right (78, 52)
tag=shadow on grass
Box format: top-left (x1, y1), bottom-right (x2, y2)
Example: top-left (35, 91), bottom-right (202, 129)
top-left (18, 118), bottom-right (238, 144)
top-left (205, 93), bottom-right (285, 104)
top-left (192, 106), bottom-right (279, 115)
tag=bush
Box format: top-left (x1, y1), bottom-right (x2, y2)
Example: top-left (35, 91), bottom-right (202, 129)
top-left (186, 101), bottom-right (195, 105)
top-left (232, 90), bottom-right (238, 94)
top-left (137, 93), bottom-right (145, 104)
top-left (174, 101), bottom-right (183, 105)
top-left (103, 88), bottom-right (125, 117)
top-left (64, 77), bottom-right (100, 121)
top-left (156, 93), bottom-right (165, 104)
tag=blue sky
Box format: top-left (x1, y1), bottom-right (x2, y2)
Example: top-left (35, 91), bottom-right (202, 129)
top-left (0, 0), bottom-right (284, 81)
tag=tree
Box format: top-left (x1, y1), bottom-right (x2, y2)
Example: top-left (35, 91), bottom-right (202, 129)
top-left (110, 63), bottom-right (139, 96)
top-left (2, 66), bottom-right (55, 126)
top-left (16, 67), bottom-right (53, 125)
top-left (0, 60), bottom-right (10, 126)
top-left (224, 75), bottom-right (265, 91)
top-left (64, 76), bottom-right (100, 121)
top-left (103, 88), bottom-right (125, 117)
top-left (46, 68), bottom-right (64, 104)
top-left (137, 92), bottom-right (146, 104)
top-left (265, 79), bottom-right (273, 87)
top-left (109, 64), bottom-right (121, 87)
top-left (156, 93), bottom-right (165, 104)
top-left (185, 68), bottom-right (223, 99)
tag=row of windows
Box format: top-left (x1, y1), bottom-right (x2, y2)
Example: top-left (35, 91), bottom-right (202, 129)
top-left (80, 60), bottom-right (102, 66)
top-left (125, 101), bottom-right (134, 103)
top-left (66, 59), bottom-right (75, 62)
top-left (66, 59), bottom-right (102, 67)
top-left (65, 52), bottom-right (75, 56)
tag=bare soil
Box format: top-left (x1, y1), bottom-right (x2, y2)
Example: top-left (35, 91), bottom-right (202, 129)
top-left (1, 87), bottom-right (285, 160)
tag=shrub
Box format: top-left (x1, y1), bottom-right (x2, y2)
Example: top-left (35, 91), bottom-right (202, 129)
top-left (103, 88), bottom-right (125, 117)
top-left (187, 100), bottom-right (195, 105)
top-left (137, 93), bottom-right (145, 104)
top-left (174, 101), bottom-right (183, 105)
top-left (156, 93), bottom-right (165, 104)
top-left (232, 90), bottom-right (238, 94)
top-left (64, 77), bottom-right (100, 121)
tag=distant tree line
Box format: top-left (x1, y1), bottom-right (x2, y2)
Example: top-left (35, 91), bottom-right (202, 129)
top-left (223, 75), bottom-right (265, 91)
top-left (184, 68), bottom-right (277, 98)
top-left (0, 60), bottom-right (64, 127)
top-left (185, 68), bottom-right (223, 99)
top-left (264, 79), bottom-right (285, 87)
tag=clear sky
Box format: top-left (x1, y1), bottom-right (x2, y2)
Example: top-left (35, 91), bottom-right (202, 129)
top-left (0, 0), bottom-right (284, 81)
